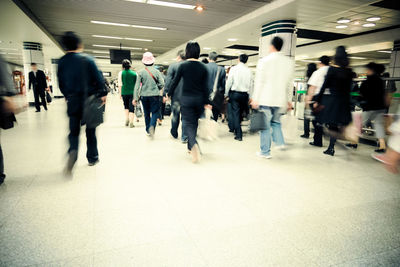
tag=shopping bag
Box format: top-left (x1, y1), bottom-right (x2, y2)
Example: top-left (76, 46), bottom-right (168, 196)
top-left (198, 109), bottom-right (218, 141)
top-left (135, 101), bottom-right (143, 118)
top-left (249, 109), bottom-right (267, 133)
top-left (46, 91), bottom-right (52, 103)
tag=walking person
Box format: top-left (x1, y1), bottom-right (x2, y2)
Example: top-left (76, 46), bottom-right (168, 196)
top-left (29, 63), bottom-right (48, 112)
top-left (57, 31), bottom-right (107, 173)
top-left (206, 52), bottom-right (226, 121)
top-left (314, 46), bottom-right (354, 156)
top-left (134, 52), bottom-right (164, 138)
top-left (168, 41), bottom-right (211, 163)
top-left (251, 37), bottom-right (294, 159)
top-left (306, 56), bottom-right (331, 147)
top-left (120, 59), bottom-right (139, 128)
top-left (300, 63), bottom-right (317, 138)
top-left (164, 50), bottom-right (187, 142)
top-left (225, 54), bottom-right (253, 141)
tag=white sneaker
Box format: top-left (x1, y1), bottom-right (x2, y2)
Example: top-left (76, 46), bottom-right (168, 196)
top-left (275, 145), bottom-right (286, 151)
top-left (256, 152), bottom-right (272, 159)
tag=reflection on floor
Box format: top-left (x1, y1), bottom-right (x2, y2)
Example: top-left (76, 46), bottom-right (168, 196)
top-left (0, 96), bottom-right (399, 267)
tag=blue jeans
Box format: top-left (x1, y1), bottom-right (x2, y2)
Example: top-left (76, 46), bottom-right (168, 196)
top-left (171, 101), bottom-right (187, 141)
top-left (141, 96), bottom-right (160, 133)
top-left (259, 106), bottom-right (285, 156)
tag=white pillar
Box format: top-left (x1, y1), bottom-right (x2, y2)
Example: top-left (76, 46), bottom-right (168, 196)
top-left (259, 20), bottom-right (297, 59)
top-left (50, 58), bottom-right (63, 98)
top-left (388, 40), bottom-right (400, 113)
top-left (22, 42), bottom-right (44, 104)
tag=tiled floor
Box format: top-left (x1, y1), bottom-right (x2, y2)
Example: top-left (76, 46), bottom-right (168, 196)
top-left (0, 96), bottom-right (399, 267)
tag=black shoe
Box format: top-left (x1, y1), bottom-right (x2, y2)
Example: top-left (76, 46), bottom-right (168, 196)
top-left (170, 130), bottom-right (178, 139)
top-left (300, 134), bottom-right (309, 139)
top-left (309, 142), bottom-right (322, 147)
top-left (65, 150), bottom-right (78, 175)
top-left (345, 143), bottom-right (358, 149)
top-left (88, 160), bottom-right (99, 166)
top-left (35, 110), bottom-right (40, 112)
top-left (44, 107), bottom-right (48, 111)
top-left (374, 148), bottom-right (386, 153)
top-left (229, 129), bottom-right (234, 133)
top-left (0, 174), bottom-right (5, 185)
top-left (323, 148), bottom-right (335, 156)
top-left (234, 136), bottom-right (243, 141)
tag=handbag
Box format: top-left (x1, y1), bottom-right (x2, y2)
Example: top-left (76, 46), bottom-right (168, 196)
top-left (0, 97), bottom-right (16, 130)
top-left (210, 67), bottom-right (224, 110)
top-left (135, 100), bottom-right (143, 118)
top-left (249, 109), bottom-right (267, 133)
top-left (145, 68), bottom-right (163, 90)
top-left (46, 91), bottom-right (52, 103)
top-left (164, 101), bottom-right (172, 116)
top-left (81, 57), bottom-right (105, 129)
top-left (198, 109), bottom-right (218, 141)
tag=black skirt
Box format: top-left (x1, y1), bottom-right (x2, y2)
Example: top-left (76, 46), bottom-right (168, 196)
top-left (317, 95), bottom-right (352, 126)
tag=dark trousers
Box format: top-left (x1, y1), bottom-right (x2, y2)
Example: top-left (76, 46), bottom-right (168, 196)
top-left (327, 125), bottom-right (338, 150)
top-left (159, 96), bottom-right (165, 120)
top-left (181, 105), bottom-right (203, 150)
top-left (230, 91), bottom-right (249, 138)
top-left (171, 101), bottom-right (187, 140)
top-left (313, 120), bottom-right (323, 146)
top-left (227, 102), bottom-right (234, 132)
top-left (33, 88), bottom-right (47, 111)
top-left (141, 96), bottom-right (160, 133)
top-left (304, 118), bottom-right (310, 136)
top-left (0, 143), bottom-right (4, 176)
top-left (68, 115), bottom-right (99, 163)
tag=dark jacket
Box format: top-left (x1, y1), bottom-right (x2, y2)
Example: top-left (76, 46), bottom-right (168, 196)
top-left (359, 74), bottom-right (386, 111)
top-left (206, 62), bottom-right (226, 95)
top-left (164, 61), bottom-right (184, 103)
top-left (57, 53), bottom-right (106, 98)
top-left (0, 56), bottom-right (17, 96)
top-left (29, 70), bottom-right (47, 91)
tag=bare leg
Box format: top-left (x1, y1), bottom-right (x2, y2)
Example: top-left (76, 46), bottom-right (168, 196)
top-left (378, 138), bottom-right (387, 150)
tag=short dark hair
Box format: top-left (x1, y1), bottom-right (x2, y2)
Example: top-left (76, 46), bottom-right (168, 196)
top-left (177, 50), bottom-right (185, 60)
top-left (122, 59), bottom-right (131, 70)
top-left (185, 41), bottom-right (200, 59)
top-left (334, 46), bottom-right (349, 68)
top-left (30, 63), bottom-right (37, 66)
top-left (271, 36), bottom-right (283, 51)
top-left (209, 51), bottom-right (218, 61)
top-left (365, 62), bottom-right (385, 75)
top-left (61, 31), bottom-right (82, 51)
top-left (239, 54), bottom-right (248, 64)
top-left (306, 63), bottom-right (317, 79)
top-left (319, 55), bottom-right (330, 66)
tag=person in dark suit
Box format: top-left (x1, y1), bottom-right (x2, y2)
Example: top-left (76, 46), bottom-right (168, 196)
top-left (164, 50), bottom-right (187, 142)
top-left (28, 63), bottom-right (48, 112)
top-left (206, 52), bottom-right (226, 121)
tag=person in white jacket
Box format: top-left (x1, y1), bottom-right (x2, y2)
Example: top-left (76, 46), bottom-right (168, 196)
top-left (251, 36), bottom-right (294, 159)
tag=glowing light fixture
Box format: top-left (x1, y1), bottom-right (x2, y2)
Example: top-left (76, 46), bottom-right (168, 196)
top-left (93, 44), bottom-right (142, 50)
top-left (337, 18), bottom-right (351, 24)
top-left (91, 20), bottom-right (166, 31)
top-left (336, 25), bottom-right (348, 29)
top-left (125, 0), bottom-right (196, 10)
top-left (362, 23), bottom-right (376, 27)
top-left (195, 5), bottom-right (204, 12)
top-left (348, 56), bottom-right (367, 60)
top-left (366, 16), bottom-right (381, 22)
top-left (377, 50), bottom-right (392, 54)
top-left (228, 38), bottom-right (238, 42)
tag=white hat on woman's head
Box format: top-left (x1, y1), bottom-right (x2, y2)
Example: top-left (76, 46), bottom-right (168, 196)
top-left (142, 52), bottom-right (155, 65)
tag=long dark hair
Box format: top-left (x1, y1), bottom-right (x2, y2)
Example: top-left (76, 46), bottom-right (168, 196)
top-left (334, 46), bottom-right (349, 68)
top-left (185, 41), bottom-right (200, 59)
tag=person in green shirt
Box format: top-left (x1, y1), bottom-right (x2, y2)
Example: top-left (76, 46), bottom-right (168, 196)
top-left (120, 59), bottom-right (139, 128)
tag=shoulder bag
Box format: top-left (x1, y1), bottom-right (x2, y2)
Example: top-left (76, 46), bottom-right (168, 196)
top-left (210, 67), bottom-right (224, 109)
top-left (145, 68), bottom-right (163, 90)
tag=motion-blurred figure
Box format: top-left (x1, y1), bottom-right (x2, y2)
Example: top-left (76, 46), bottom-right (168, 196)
top-left (29, 63), bottom-right (48, 112)
top-left (251, 36), bottom-right (294, 159)
top-left (134, 52), bottom-right (164, 139)
top-left (300, 62), bottom-right (317, 139)
top-left (164, 50), bottom-right (187, 142)
top-left (307, 56), bottom-right (330, 147)
top-left (225, 54), bottom-right (252, 141)
top-left (206, 52), bottom-right (226, 121)
top-left (168, 41), bottom-right (211, 163)
top-left (0, 56), bottom-right (18, 185)
top-left (57, 32), bottom-right (107, 174)
top-left (314, 46), bottom-right (353, 156)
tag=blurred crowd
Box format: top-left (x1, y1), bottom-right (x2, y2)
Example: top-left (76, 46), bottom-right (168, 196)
top-left (0, 31), bottom-right (399, 185)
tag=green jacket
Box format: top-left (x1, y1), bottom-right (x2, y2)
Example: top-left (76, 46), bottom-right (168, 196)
top-left (121, 69), bottom-right (139, 96)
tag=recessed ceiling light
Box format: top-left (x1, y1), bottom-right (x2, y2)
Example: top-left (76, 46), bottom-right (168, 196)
top-left (91, 20), bottom-right (166, 31)
top-left (195, 5), bottom-right (204, 12)
top-left (91, 50), bottom-right (109, 54)
top-left (228, 38), bottom-right (238, 42)
top-left (124, 37), bottom-right (153, 42)
top-left (125, 0), bottom-right (196, 10)
top-left (353, 20), bottom-right (361, 25)
top-left (349, 56), bottom-right (367, 60)
top-left (337, 18), bottom-right (351, 24)
top-left (377, 50), bottom-right (392, 54)
top-left (93, 44), bottom-right (142, 50)
top-left (366, 16), bottom-right (381, 22)
top-left (204, 47), bottom-right (211, 50)
top-left (336, 25), bottom-right (348, 29)
top-left (362, 23), bottom-right (376, 27)
top-left (144, 48), bottom-right (148, 51)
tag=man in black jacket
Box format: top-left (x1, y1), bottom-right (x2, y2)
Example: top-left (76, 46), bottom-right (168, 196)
top-left (206, 52), bottom-right (226, 121)
top-left (29, 63), bottom-right (48, 112)
top-left (57, 31), bottom-right (107, 174)
top-left (164, 50), bottom-right (187, 142)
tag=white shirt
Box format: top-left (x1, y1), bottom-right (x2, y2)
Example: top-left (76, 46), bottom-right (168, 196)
top-left (307, 65), bottom-right (329, 95)
top-left (225, 62), bottom-right (253, 96)
top-left (252, 52), bottom-right (294, 107)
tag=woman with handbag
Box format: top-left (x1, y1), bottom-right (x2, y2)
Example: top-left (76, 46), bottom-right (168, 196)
top-left (134, 52), bottom-right (164, 139)
top-left (314, 46), bottom-right (354, 156)
top-left (167, 41), bottom-right (211, 163)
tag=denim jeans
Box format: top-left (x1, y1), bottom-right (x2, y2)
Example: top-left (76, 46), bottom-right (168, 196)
top-left (171, 101), bottom-right (187, 141)
top-left (141, 96), bottom-right (160, 133)
top-left (259, 106), bottom-right (285, 156)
